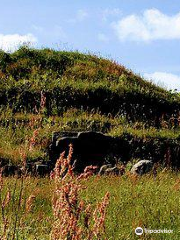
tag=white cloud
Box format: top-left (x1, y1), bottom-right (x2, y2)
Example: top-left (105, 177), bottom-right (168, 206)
top-left (112, 9), bottom-right (180, 41)
top-left (144, 72), bottom-right (180, 91)
top-left (97, 33), bottom-right (109, 42)
top-left (102, 8), bottom-right (121, 21)
top-left (0, 33), bottom-right (37, 52)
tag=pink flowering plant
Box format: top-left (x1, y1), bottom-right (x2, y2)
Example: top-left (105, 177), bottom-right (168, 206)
top-left (50, 144), bottom-right (110, 240)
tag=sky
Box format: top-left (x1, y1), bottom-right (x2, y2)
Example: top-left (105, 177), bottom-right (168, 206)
top-left (0, 0), bottom-right (180, 91)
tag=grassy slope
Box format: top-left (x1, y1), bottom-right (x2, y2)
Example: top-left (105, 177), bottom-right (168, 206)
top-left (0, 47), bottom-right (180, 165)
top-left (0, 47), bottom-right (179, 120)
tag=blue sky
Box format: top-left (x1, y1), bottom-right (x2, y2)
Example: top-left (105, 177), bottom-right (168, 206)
top-left (0, 0), bottom-right (180, 90)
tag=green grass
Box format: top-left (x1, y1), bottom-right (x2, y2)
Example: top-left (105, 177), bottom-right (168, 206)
top-left (0, 108), bottom-right (180, 165)
top-left (0, 47), bottom-right (180, 239)
top-left (1, 171), bottom-right (180, 239)
top-left (0, 47), bottom-right (180, 165)
top-left (0, 47), bottom-right (179, 123)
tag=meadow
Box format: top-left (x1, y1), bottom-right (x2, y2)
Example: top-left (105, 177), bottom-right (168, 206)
top-left (1, 169), bottom-right (180, 239)
top-left (0, 47), bottom-right (180, 239)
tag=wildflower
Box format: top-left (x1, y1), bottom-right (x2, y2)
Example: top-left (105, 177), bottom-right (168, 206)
top-left (40, 91), bottom-right (46, 112)
top-left (93, 192), bottom-right (110, 238)
top-left (50, 170), bottom-right (55, 180)
top-left (2, 191), bottom-right (11, 208)
top-left (26, 195), bottom-right (36, 213)
top-left (20, 149), bottom-right (27, 173)
top-left (50, 145), bottom-right (110, 240)
top-left (0, 168), bottom-right (3, 191)
top-left (29, 129), bottom-right (39, 151)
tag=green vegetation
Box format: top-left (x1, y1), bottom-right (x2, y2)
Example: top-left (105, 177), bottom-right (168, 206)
top-left (0, 47), bottom-right (180, 165)
top-left (1, 171), bottom-right (180, 239)
top-left (0, 47), bottom-right (180, 239)
top-left (0, 47), bottom-right (180, 166)
top-left (0, 47), bottom-right (179, 121)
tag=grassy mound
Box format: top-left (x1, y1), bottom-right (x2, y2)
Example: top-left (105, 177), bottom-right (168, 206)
top-left (0, 47), bottom-right (180, 166)
top-left (0, 47), bottom-right (179, 123)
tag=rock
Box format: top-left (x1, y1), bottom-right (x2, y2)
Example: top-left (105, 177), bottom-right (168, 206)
top-left (25, 162), bottom-right (35, 175)
top-left (131, 160), bottom-right (153, 175)
top-left (35, 163), bottom-right (50, 176)
top-left (104, 166), bottom-right (120, 175)
top-left (98, 164), bottom-right (113, 175)
top-left (75, 132), bottom-right (112, 172)
top-left (77, 131), bottom-right (110, 141)
top-left (2, 165), bottom-right (21, 177)
top-left (49, 131), bottom-right (113, 173)
top-left (0, 158), bottom-right (8, 168)
top-left (20, 161), bottom-right (53, 177)
top-left (52, 131), bottom-right (78, 145)
top-left (99, 164), bottom-right (124, 176)
top-left (53, 136), bottom-right (78, 163)
top-left (49, 131), bottom-right (132, 173)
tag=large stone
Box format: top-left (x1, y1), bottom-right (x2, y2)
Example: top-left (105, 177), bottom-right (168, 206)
top-left (2, 165), bottom-right (21, 177)
top-left (49, 131), bottom-right (132, 173)
top-left (49, 131), bottom-right (113, 172)
top-left (104, 166), bottom-right (120, 175)
top-left (131, 160), bottom-right (153, 175)
top-left (35, 163), bottom-right (50, 176)
top-left (75, 132), bottom-right (112, 172)
top-left (98, 164), bottom-right (113, 175)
